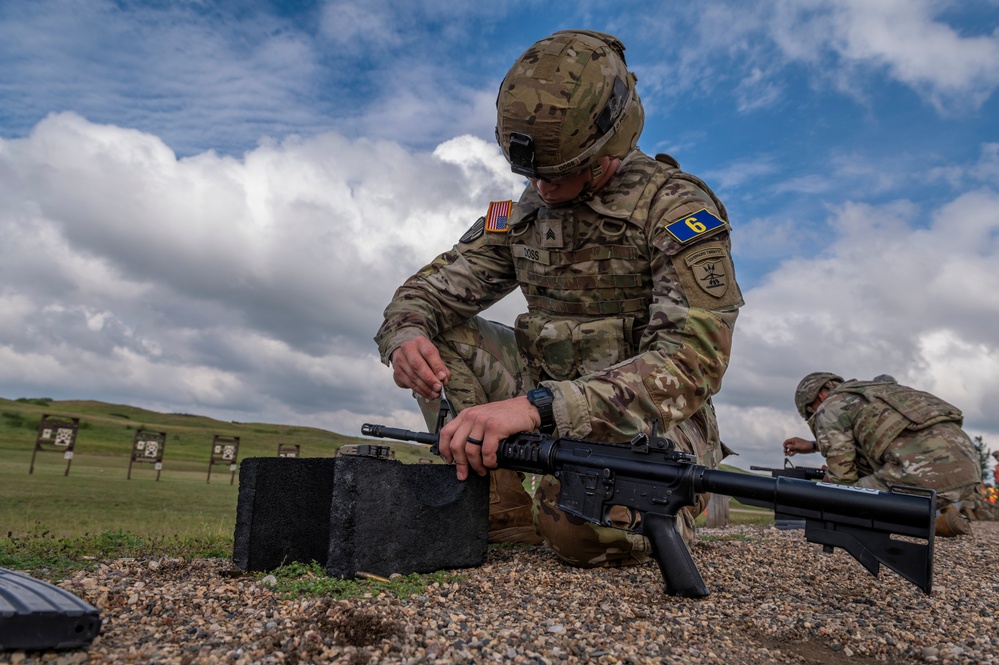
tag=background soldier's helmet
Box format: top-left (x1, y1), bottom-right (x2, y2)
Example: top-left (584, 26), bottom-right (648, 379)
top-left (495, 30), bottom-right (645, 180)
top-left (794, 372), bottom-right (844, 420)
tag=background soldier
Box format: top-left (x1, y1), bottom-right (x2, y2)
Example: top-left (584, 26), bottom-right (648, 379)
top-left (375, 30), bottom-right (743, 568)
top-left (784, 372), bottom-right (982, 537)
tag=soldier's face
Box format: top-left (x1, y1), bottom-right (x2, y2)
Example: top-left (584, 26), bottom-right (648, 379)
top-left (530, 168), bottom-right (591, 204)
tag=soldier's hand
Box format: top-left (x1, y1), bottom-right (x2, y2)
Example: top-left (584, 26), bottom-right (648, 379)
top-left (783, 436), bottom-right (815, 456)
top-left (438, 397), bottom-right (541, 480)
top-left (390, 336), bottom-right (450, 399)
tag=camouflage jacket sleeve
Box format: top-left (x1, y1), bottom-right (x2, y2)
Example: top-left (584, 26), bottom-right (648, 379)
top-left (374, 221), bottom-right (519, 365)
top-left (550, 177), bottom-right (744, 442)
top-left (809, 393), bottom-right (868, 485)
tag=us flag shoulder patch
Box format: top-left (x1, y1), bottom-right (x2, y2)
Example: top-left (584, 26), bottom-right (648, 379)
top-left (485, 200), bottom-right (512, 233)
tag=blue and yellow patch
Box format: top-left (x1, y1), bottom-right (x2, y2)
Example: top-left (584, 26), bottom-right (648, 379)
top-left (664, 208), bottom-right (725, 244)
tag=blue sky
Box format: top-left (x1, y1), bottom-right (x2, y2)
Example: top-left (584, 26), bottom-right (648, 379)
top-left (2, 0), bottom-right (998, 470)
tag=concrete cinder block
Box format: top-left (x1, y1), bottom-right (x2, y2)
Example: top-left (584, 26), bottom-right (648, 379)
top-left (233, 457), bottom-right (337, 571)
top-left (327, 456), bottom-right (489, 579)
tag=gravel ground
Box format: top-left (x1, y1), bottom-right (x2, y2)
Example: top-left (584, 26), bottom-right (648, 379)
top-left (3, 522), bottom-right (997, 665)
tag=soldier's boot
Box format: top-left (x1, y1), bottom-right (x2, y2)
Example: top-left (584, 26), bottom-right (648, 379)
top-left (935, 505), bottom-right (972, 537)
top-left (690, 493), bottom-right (711, 520)
top-left (533, 475), bottom-right (676, 568)
top-left (961, 504), bottom-right (980, 522)
top-left (489, 469), bottom-right (543, 545)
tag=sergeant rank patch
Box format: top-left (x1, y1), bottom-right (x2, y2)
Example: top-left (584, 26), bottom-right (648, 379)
top-left (664, 208), bottom-right (725, 244)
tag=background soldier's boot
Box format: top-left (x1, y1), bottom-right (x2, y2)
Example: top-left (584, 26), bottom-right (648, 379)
top-left (935, 505), bottom-right (972, 537)
top-left (489, 469), bottom-right (542, 545)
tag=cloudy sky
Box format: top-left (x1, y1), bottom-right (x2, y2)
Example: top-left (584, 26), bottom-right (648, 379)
top-left (2, 0), bottom-right (998, 471)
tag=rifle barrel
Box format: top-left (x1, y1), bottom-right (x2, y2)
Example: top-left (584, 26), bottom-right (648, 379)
top-left (361, 424), bottom-right (437, 446)
top-left (698, 469), bottom-right (932, 537)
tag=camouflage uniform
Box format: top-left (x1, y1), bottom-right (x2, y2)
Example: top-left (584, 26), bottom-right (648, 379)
top-left (808, 377), bottom-right (982, 507)
top-left (375, 149), bottom-right (744, 566)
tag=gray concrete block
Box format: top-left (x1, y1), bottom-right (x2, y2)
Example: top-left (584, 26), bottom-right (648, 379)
top-left (327, 456), bottom-right (489, 579)
top-left (233, 457), bottom-right (337, 571)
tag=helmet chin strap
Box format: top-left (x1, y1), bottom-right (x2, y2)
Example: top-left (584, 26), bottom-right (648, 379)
top-left (576, 157), bottom-right (620, 202)
top-left (588, 161), bottom-right (604, 182)
top-left (571, 161), bottom-right (605, 203)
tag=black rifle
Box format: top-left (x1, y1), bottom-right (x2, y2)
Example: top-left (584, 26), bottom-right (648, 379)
top-left (750, 459), bottom-right (827, 530)
top-left (751, 459), bottom-right (826, 482)
top-left (361, 423), bottom-right (935, 598)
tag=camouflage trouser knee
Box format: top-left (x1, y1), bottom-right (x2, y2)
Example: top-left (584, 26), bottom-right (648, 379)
top-left (533, 412), bottom-right (721, 568)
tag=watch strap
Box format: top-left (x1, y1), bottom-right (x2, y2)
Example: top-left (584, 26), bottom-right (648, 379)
top-left (527, 387), bottom-right (555, 435)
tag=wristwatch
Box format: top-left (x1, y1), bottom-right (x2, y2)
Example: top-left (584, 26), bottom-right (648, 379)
top-left (526, 386), bottom-right (556, 436)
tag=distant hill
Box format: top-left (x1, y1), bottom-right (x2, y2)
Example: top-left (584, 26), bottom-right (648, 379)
top-left (0, 396), bottom-right (431, 464)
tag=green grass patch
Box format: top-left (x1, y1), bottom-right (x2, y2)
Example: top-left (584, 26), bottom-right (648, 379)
top-left (695, 497), bottom-right (775, 527)
top-left (0, 529), bottom-right (232, 579)
top-left (0, 452), bottom-right (243, 539)
top-left (263, 561), bottom-right (462, 600)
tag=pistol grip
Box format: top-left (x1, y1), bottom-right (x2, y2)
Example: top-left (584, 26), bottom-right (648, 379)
top-left (643, 513), bottom-right (710, 598)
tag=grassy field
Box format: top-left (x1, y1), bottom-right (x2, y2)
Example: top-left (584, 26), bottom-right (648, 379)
top-left (0, 395), bottom-right (433, 575)
top-left (0, 396), bottom-right (774, 578)
top-left (0, 395), bottom-right (435, 535)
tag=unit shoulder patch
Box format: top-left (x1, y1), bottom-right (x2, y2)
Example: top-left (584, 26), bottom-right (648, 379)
top-left (459, 216), bottom-right (486, 244)
top-left (663, 208), bottom-right (726, 244)
top-left (672, 240), bottom-right (743, 310)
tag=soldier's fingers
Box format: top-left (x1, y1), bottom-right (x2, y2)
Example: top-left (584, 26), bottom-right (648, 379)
top-left (390, 347), bottom-right (418, 387)
top-left (480, 435), bottom-right (499, 471)
top-left (391, 361), bottom-right (416, 390)
top-left (392, 347), bottom-right (439, 398)
top-left (450, 439), bottom-right (471, 481)
top-left (416, 337), bottom-right (450, 385)
top-left (412, 338), bottom-right (448, 391)
top-left (440, 420), bottom-right (472, 480)
top-left (393, 364), bottom-right (433, 398)
top-left (437, 424), bottom-right (455, 463)
top-left (464, 435), bottom-right (486, 477)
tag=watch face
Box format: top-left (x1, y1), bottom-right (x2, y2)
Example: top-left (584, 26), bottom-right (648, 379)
top-left (529, 387), bottom-right (553, 404)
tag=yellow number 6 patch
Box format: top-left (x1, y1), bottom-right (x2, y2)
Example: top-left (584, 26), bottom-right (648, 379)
top-left (685, 217), bottom-right (707, 234)
top-left (665, 208), bottom-right (725, 244)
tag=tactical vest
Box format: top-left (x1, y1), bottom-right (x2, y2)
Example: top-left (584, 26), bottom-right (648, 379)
top-left (833, 379), bottom-right (964, 462)
top-left (506, 152), bottom-right (727, 383)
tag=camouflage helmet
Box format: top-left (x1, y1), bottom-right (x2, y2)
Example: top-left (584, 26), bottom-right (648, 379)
top-left (495, 30), bottom-right (645, 180)
top-left (794, 372), bottom-right (844, 420)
